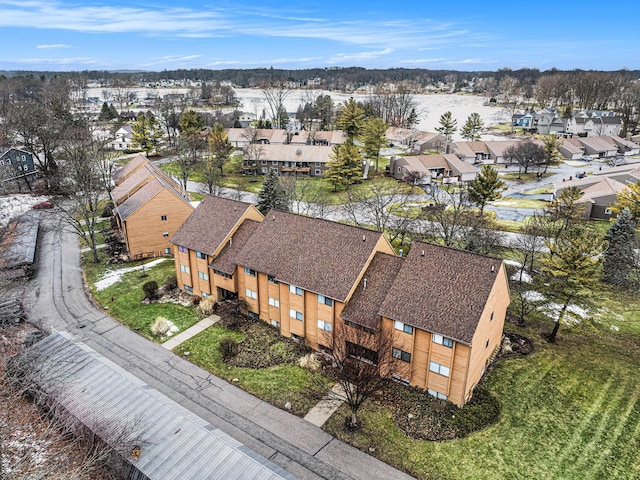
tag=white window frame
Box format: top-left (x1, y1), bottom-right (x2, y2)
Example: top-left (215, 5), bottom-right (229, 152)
top-left (244, 267), bottom-right (256, 277)
top-left (289, 284), bottom-right (303, 296)
top-left (198, 271), bottom-right (209, 281)
top-left (317, 319), bottom-right (332, 332)
top-left (268, 297), bottom-right (280, 308)
top-left (428, 388), bottom-right (447, 400)
top-left (432, 333), bottom-right (453, 348)
top-left (180, 264), bottom-right (190, 273)
top-left (289, 309), bottom-right (303, 321)
top-left (392, 347), bottom-right (411, 362)
top-left (245, 288), bottom-right (257, 299)
top-left (394, 320), bottom-right (414, 334)
top-left (429, 361), bottom-right (450, 377)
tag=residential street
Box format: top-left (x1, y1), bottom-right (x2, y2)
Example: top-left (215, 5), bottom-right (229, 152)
top-left (21, 216), bottom-right (415, 480)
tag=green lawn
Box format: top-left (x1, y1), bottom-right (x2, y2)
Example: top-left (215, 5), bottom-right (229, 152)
top-left (85, 254), bottom-right (200, 341)
top-left (79, 219), bottom-right (110, 247)
top-left (174, 325), bottom-right (330, 416)
top-left (324, 319), bottom-right (640, 480)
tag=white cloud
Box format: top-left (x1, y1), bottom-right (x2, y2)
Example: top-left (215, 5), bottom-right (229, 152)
top-left (400, 58), bottom-right (447, 64)
top-left (327, 48), bottom-right (393, 63)
top-left (36, 43), bottom-right (71, 49)
top-left (15, 56), bottom-right (98, 65)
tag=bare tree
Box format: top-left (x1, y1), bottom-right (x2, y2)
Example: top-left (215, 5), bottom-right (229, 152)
top-left (510, 218), bottom-right (546, 279)
top-left (261, 80), bottom-right (292, 129)
top-left (315, 319), bottom-right (395, 430)
top-left (418, 185), bottom-right (475, 248)
top-left (499, 76), bottom-right (521, 133)
top-left (366, 82), bottom-right (419, 128)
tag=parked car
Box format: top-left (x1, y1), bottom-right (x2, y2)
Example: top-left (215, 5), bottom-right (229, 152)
top-left (32, 201), bottom-right (53, 209)
top-left (582, 155), bottom-right (593, 162)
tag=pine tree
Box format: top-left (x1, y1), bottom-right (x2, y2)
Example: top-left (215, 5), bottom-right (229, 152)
top-left (461, 113), bottom-right (484, 141)
top-left (436, 111), bottom-right (458, 153)
top-left (131, 112), bottom-right (163, 155)
top-left (360, 117), bottom-right (388, 172)
top-left (256, 169), bottom-right (289, 214)
top-left (337, 97), bottom-right (365, 139)
top-left (541, 224), bottom-right (603, 342)
top-left (467, 165), bottom-right (506, 215)
top-left (324, 138), bottom-right (364, 191)
top-left (98, 102), bottom-right (116, 121)
top-left (603, 209), bottom-right (638, 287)
top-left (542, 135), bottom-right (563, 173)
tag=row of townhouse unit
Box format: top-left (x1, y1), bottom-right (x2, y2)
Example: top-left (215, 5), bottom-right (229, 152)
top-left (170, 195), bottom-right (510, 406)
top-left (111, 154), bottom-right (194, 258)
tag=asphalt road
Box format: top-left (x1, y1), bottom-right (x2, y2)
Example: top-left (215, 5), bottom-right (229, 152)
top-left (22, 216), bottom-right (415, 480)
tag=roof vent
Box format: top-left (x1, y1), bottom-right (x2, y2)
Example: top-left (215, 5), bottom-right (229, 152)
top-left (491, 265), bottom-right (495, 272)
top-left (399, 249), bottom-right (403, 257)
top-left (362, 235), bottom-right (366, 242)
top-left (421, 249), bottom-right (425, 256)
top-left (296, 148), bottom-right (302, 155)
top-left (363, 278), bottom-right (367, 291)
top-left (273, 215), bottom-right (276, 221)
top-left (229, 237), bottom-right (233, 246)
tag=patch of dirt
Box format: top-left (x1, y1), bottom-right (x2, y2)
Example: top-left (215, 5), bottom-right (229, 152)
top-left (500, 331), bottom-right (534, 358)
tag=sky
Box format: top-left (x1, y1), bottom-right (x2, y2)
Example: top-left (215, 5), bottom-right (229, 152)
top-left (0, 0), bottom-right (638, 72)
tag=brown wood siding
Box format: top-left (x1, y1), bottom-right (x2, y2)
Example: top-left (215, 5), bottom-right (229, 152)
top-left (464, 263), bottom-right (510, 402)
top-left (449, 344), bottom-right (470, 405)
top-left (125, 190), bottom-right (193, 257)
top-left (409, 323), bottom-right (431, 388)
top-left (279, 282), bottom-right (292, 338)
top-left (239, 268), bottom-right (260, 314)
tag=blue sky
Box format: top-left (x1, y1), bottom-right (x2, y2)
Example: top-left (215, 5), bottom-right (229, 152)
top-left (1, 0), bottom-right (638, 72)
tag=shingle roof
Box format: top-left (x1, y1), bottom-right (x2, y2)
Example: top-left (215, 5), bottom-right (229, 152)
top-left (578, 136), bottom-right (618, 153)
top-left (170, 196), bottom-right (258, 256)
top-left (378, 242), bottom-right (503, 344)
top-left (21, 332), bottom-right (296, 480)
top-left (258, 144), bottom-right (333, 163)
top-left (232, 210), bottom-right (386, 301)
top-left (112, 163), bottom-right (177, 205)
top-left (210, 219), bottom-right (261, 274)
top-left (115, 177), bottom-right (191, 221)
top-left (341, 252), bottom-right (403, 329)
top-left (113, 154), bottom-right (148, 185)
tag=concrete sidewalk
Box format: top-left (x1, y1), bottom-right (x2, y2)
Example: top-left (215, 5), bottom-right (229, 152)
top-left (304, 383), bottom-right (346, 427)
top-left (161, 315), bottom-right (219, 350)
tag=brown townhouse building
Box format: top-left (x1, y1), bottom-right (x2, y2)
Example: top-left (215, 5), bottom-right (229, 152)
top-left (170, 196), bottom-right (510, 406)
top-left (112, 155), bottom-right (194, 258)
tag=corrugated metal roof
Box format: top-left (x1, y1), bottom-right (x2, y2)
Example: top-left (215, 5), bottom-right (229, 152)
top-left (21, 332), bottom-right (298, 480)
top-left (0, 210), bottom-right (39, 269)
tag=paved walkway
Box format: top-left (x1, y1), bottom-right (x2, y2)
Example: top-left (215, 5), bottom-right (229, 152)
top-left (161, 315), bottom-right (220, 350)
top-left (24, 219), bottom-right (415, 480)
top-left (304, 383), bottom-right (347, 427)
top-left (80, 243), bottom-right (107, 253)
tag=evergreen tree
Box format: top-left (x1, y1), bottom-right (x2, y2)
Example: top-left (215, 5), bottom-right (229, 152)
top-left (461, 112), bottom-right (484, 141)
top-left (541, 224), bottom-right (603, 342)
top-left (611, 181), bottom-right (640, 221)
top-left (324, 138), bottom-right (364, 191)
top-left (256, 169), bottom-right (289, 214)
top-left (467, 165), bottom-right (506, 215)
top-left (98, 102), bottom-right (117, 121)
top-left (542, 135), bottom-right (563, 173)
top-left (337, 97), bottom-right (365, 138)
top-left (131, 112), bottom-right (163, 155)
top-left (603, 209), bottom-right (638, 288)
top-left (360, 116), bottom-right (388, 172)
top-left (435, 111), bottom-right (457, 153)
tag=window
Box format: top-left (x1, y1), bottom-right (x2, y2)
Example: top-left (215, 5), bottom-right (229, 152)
top-left (268, 297), bottom-right (280, 308)
top-left (394, 321), bottom-right (414, 334)
top-left (270, 319), bottom-right (280, 328)
top-left (317, 294), bottom-right (333, 306)
top-left (392, 374), bottom-right (410, 385)
top-left (196, 251), bottom-right (207, 259)
top-left (202, 292), bottom-right (210, 298)
top-left (490, 311), bottom-right (494, 321)
top-left (213, 269), bottom-right (232, 279)
top-left (317, 319), bottom-right (332, 332)
top-left (184, 284), bottom-right (193, 293)
top-left (432, 333), bottom-right (453, 348)
top-left (163, 231), bottom-right (169, 237)
top-left (289, 309), bottom-right (303, 321)
top-left (346, 342), bottom-right (377, 364)
top-left (261, 160), bottom-right (267, 165)
top-left (272, 160), bottom-right (278, 165)
top-left (161, 215), bottom-right (167, 221)
top-left (486, 339), bottom-right (490, 349)
top-left (289, 284), bottom-right (303, 296)
top-left (344, 320), bottom-right (376, 335)
top-left (315, 162), bottom-right (321, 166)
top-left (428, 389), bottom-right (447, 400)
top-left (244, 267), bottom-right (256, 277)
top-left (245, 288), bottom-right (257, 299)
top-left (178, 245), bottom-right (188, 253)
top-left (291, 333), bottom-right (302, 342)
top-left (198, 271), bottom-right (209, 281)
top-left (164, 248), bottom-right (171, 254)
top-left (392, 347), bottom-right (411, 363)
top-left (605, 208), bottom-right (613, 215)
top-left (315, 169), bottom-right (321, 176)
top-left (180, 264), bottom-right (190, 273)
top-left (267, 275), bottom-right (279, 284)
top-left (429, 361), bottom-right (450, 377)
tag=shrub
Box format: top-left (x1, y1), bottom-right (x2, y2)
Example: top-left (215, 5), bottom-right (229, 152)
top-left (218, 336), bottom-right (239, 361)
top-left (164, 274), bottom-right (177, 291)
top-left (101, 201), bottom-right (114, 218)
top-left (142, 280), bottom-right (159, 300)
top-left (151, 317), bottom-right (171, 336)
top-left (197, 296), bottom-right (216, 318)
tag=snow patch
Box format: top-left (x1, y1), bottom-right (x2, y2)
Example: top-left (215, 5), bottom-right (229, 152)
top-left (95, 258), bottom-right (168, 291)
top-left (0, 194), bottom-right (50, 228)
top-left (543, 302), bottom-right (589, 323)
top-left (610, 325), bottom-right (620, 332)
top-left (164, 321), bottom-right (179, 337)
top-left (523, 291), bottom-right (546, 302)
